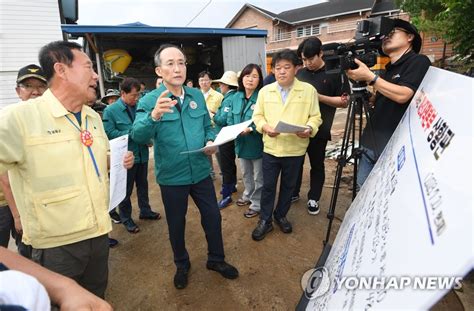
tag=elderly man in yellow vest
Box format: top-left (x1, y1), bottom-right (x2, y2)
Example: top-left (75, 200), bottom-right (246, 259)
top-left (0, 41), bottom-right (134, 298)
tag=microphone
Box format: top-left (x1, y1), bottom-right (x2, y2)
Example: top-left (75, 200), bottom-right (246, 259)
top-left (170, 95), bottom-right (181, 113)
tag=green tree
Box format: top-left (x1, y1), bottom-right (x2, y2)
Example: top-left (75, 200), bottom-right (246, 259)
top-left (397, 0), bottom-right (473, 60)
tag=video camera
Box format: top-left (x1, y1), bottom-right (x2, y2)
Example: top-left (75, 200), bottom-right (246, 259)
top-left (322, 16), bottom-right (394, 75)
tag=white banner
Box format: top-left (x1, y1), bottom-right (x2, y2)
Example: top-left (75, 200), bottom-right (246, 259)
top-left (305, 67), bottom-right (473, 310)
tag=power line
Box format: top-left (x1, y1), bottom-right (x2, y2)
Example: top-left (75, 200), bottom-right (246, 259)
top-left (185, 0), bottom-right (212, 27)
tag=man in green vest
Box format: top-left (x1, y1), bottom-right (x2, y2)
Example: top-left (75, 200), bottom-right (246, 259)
top-left (103, 77), bottom-right (160, 234)
top-left (131, 44), bottom-right (238, 290)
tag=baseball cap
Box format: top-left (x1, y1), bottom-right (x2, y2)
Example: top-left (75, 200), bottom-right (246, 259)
top-left (392, 19), bottom-right (422, 53)
top-left (16, 64), bottom-right (47, 84)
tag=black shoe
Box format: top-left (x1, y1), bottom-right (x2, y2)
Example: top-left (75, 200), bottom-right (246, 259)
top-left (252, 220), bottom-right (273, 241)
top-left (139, 211), bottom-right (161, 220)
top-left (108, 238), bottom-right (119, 248)
top-left (174, 263), bottom-right (191, 289)
top-left (206, 261), bottom-right (239, 279)
top-left (274, 216), bottom-right (292, 233)
top-left (109, 210), bottom-right (121, 224)
top-left (123, 219), bottom-right (140, 233)
top-left (290, 195), bottom-right (300, 203)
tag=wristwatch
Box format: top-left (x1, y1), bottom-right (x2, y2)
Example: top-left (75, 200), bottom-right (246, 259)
top-left (369, 74), bottom-right (379, 86)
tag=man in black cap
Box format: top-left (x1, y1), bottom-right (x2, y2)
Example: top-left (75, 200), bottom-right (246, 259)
top-left (346, 18), bottom-right (431, 187)
top-left (0, 64), bottom-right (48, 258)
top-left (15, 64), bottom-right (48, 101)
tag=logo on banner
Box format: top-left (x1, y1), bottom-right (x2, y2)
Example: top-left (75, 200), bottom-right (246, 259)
top-left (301, 266), bottom-right (331, 299)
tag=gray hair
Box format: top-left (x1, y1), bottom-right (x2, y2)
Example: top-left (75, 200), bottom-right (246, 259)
top-left (154, 44), bottom-right (186, 67)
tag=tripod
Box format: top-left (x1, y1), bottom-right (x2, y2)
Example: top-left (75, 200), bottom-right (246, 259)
top-left (295, 81), bottom-right (379, 311)
top-left (322, 81), bottom-right (379, 258)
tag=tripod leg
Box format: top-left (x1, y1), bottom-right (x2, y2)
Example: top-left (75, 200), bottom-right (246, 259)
top-left (324, 96), bottom-right (357, 245)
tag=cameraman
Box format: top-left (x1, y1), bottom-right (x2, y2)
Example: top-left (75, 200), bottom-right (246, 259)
top-left (346, 19), bottom-right (431, 187)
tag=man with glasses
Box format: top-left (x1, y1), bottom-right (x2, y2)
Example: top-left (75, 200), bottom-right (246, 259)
top-left (346, 19), bottom-right (431, 187)
top-left (198, 71), bottom-right (223, 180)
top-left (131, 44), bottom-right (238, 290)
top-left (15, 64), bottom-right (48, 101)
top-left (0, 64), bottom-right (47, 257)
top-left (103, 77), bottom-right (160, 234)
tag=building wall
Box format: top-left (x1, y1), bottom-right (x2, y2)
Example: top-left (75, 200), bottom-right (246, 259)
top-left (230, 8), bottom-right (274, 42)
top-left (0, 0), bottom-right (62, 109)
top-left (420, 32), bottom-right (454, 63)
top-left (229, 7), bottom-right (454, 64)
top-left (268, 14), bottom-right (371, 52)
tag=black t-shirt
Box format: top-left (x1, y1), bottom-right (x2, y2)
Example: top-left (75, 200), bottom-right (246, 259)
top-left (361, 51), bottom-right (431, 153)
top-left (297, 67), bottom-right (349, 140)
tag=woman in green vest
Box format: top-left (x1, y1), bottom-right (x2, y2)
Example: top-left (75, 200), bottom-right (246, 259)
top-left (227, 64), bottom-right (264, 218)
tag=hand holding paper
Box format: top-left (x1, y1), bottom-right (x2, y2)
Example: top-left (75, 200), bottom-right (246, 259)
top-left (180, 120), bottom-right (253, 154)
top-left (123, 151), bottom-right (134, 169)
top-left (274, 120), bottom-right (308, 134)
top-left (262, 124), bottom-right (280, 137)
top-left (203, 141), bottom-right (217, 155)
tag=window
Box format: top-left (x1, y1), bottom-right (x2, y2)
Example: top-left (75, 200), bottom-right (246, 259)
top-left (276, 28), bottom-right (282, 41)
top-left (297, 24), bottom-right (320, 37)
top-left (296, 27), bottom-right (304, 37)
top-left (312, 24), bottom-right (320, 35)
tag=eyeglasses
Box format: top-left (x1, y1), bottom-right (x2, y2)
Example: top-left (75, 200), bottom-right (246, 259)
top-left (161, 61), bottom-right (187, 68)
top-left (18, 83), bottom-right (47, 92)
top-left (386, 28), bottom-right (409, 38)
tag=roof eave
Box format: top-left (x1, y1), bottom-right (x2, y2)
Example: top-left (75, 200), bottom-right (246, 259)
top-left (61, 24), bottom-right (267, 37)
top-left (370, 9), bottom-right (401, 16)
top-left (285, 7), bottom-right (373, 25)
top-left (226, 3), bottom-right (277, 28)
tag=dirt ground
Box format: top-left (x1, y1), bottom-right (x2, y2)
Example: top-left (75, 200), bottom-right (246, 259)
top-left (103, 108), bottom-right (471, 311)
top-left (105, 109), bottom-right (349, 310)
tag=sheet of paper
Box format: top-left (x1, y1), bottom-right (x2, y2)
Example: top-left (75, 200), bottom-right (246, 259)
top-left (274, 120), bottom-right (308, 133)
top-left (180, 120), bottom-right (253, 154)
top-left (109, 135), bottom-right (129, 211)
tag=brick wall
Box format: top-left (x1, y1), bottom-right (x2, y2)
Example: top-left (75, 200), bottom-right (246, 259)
top-left (230, 8), bottom-right (275, 39)
top-left (229, 8), bottom-right (453, 62)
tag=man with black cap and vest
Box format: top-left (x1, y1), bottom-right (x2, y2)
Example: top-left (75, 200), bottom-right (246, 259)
top-left (0, 64), bottom-right (48, 258)
top-left (15, 64), bottom-right (48, 101)
top-left (346, 18), bottom-right (431, 187)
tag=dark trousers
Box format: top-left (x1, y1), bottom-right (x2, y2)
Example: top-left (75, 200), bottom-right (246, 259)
top-left (217, 141), bottom-right (237, 185)
top-left (159, 176), bottom-right (225, 269)
top-left (119, 162), bottom-right (152, 222)
top-left (294, 138), bottom-right (329, 201)
top-left (31, 234), bottom-right (109, 298)
top-left (260, 153), bottom-right (304, 222)
top-left (0, 205), bottom-right (32, 258)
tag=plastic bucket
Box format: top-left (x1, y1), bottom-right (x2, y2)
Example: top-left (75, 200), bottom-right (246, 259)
top-left (103, 49), bottom-right (132, 74)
